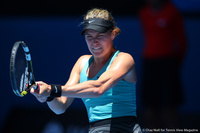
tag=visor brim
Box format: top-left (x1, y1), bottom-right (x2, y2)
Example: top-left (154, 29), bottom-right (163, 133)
top-left (81, 25), bottom-right (108, 36)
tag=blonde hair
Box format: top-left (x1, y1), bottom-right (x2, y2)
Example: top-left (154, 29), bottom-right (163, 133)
top-left (84, 8), bottom-right (121, 36)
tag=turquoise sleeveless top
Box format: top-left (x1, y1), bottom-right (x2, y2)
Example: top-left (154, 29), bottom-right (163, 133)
top-left (80, 50), bottom-right (137, 122)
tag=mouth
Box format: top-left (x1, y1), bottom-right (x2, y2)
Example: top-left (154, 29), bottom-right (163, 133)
top-left (92, 47), bottom-right (102, 50)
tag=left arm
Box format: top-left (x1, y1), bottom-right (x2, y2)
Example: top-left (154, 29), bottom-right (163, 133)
top-left (61, 52), bottom-right (136, 98)
top-left (37, 52), bottom-right (136, 99)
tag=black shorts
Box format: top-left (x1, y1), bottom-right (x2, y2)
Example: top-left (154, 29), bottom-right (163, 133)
top-left (89, 116), bottom-right (141, 133)
top-left (141, 57), bottom-right (184, 108)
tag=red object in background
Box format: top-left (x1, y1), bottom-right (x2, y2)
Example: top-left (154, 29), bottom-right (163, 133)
top-left (139, 1), bottom-right (187, 61)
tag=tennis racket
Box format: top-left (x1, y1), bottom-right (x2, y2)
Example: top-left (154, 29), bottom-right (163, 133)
top-left (10, 41), bottom-right (38, 97)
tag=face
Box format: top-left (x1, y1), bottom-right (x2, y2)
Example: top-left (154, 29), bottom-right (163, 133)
top-left (85, 29), bottom-right (115, 57)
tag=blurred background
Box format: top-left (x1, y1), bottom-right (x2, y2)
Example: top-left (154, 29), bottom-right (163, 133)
top-left (0, 0), bottom-right (199, 132)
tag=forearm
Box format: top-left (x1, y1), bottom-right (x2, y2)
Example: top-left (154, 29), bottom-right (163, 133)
top-left (46, 80), bottom-right (101, 114)
top-left (47, 97), bottom-right (74, 115)
top-left (62, 79), bottom-right (107, 98)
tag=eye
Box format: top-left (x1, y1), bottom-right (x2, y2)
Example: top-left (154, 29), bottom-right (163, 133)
top-left (97, 35), bottom-right (104, 39)
top-left (86, 35), bottom-right (92, 40)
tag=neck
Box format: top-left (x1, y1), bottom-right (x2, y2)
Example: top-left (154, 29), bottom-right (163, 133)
top-left (93, 48), bottom-right (116, 65)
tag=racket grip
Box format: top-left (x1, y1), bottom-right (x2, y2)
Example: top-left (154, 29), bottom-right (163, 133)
top-left (31, 83), bottom-right (39, 91)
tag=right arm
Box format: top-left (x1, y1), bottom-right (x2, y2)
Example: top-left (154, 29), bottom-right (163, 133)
top-left (33, 55), bottom-right (90, 115)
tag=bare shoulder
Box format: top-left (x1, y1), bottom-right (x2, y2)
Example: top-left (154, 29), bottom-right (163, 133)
top-left (76, 55), bottom-right (92, 71)
top-left (78, 55), bottom-right (92, 63)
top-left (78, 55), bottom-right (92, 62)
top-left (109, 51), bottom-right (135, 70)
top-left (112, 52), bottom-right (137, 83)
top-left (115, 52), bottom-right (135, 65)
top-left (118, 52), bottom-right (134, 59)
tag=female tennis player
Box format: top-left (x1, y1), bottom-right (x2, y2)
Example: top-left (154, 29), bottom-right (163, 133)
top-left (31, 8), bottom-right (141, 133)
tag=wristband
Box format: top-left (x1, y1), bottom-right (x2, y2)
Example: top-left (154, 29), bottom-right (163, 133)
top-left (50, 84), bottom-right (62, 97)
top-left (46, 85), bottom-right (62, 102)
top-left (46, 96), bottom-right (54, 102)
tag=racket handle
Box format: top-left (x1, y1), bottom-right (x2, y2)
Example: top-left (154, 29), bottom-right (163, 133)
top-left (31, 83), bottom-right (39, 91)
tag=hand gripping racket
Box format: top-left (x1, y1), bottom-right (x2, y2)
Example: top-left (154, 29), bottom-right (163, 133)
top-left (10, 41), bottom-right (38, 97)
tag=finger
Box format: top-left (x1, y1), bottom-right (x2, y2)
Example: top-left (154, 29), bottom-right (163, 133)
top-left (30, 88), bottom-right (34, 94)
top-left (30, 88), bottom-right (38, 96)
top-left (36, 81), bottom-right (44, 86)
top-left (30, 88), bottom-right (41, 98)
top-left (31, 83), bottom-right (40, 91)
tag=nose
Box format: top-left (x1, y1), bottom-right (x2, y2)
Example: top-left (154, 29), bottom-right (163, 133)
top-left (92, 38), bottom-right (98, 45)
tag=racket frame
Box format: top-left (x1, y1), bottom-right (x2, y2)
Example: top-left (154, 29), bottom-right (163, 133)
top-left (10, 41), bottom-right (37, 97)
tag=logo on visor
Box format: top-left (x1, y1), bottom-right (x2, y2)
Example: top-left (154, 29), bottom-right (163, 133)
top-left (88, 20), bottom-right (95, 23)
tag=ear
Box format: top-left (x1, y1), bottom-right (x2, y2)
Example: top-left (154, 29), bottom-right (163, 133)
top-left (111, 29), bottom-right (116, 40)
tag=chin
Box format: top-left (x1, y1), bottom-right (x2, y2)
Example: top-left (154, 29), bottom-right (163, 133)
top-left (92, 52), bottom-right (103, 57)
top-left (91, 49), bottom-right (104, 56)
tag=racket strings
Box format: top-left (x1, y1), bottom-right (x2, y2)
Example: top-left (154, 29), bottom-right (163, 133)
top-left (15, 45), bottom-right (28, 93)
